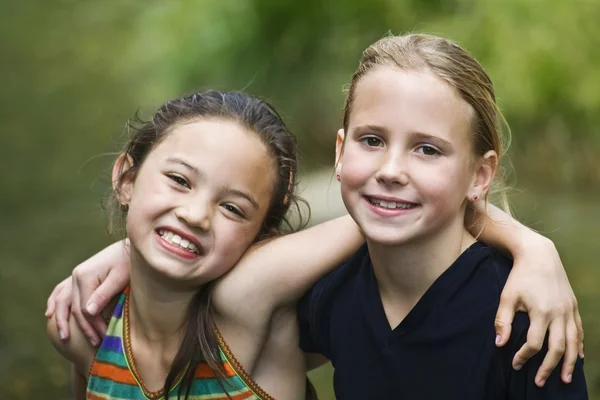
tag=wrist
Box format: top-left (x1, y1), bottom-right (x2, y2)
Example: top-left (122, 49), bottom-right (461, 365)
top-left (513, 229), bottom-right (554, 261)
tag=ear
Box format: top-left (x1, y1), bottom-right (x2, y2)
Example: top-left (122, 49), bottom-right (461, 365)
top-left (469, 150), bottom-right (498, 200)
top-left (112, 153), bottom-right (135, 207)
top-left (335, 129), bottom-right (345, 178)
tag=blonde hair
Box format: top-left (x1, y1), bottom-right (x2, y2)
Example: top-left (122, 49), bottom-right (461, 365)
top-left (342, 33), bottom-right (511, 211)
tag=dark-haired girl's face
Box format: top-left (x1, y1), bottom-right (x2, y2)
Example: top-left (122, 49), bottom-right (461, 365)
top-left (120, 119), bottom-right (277, 287)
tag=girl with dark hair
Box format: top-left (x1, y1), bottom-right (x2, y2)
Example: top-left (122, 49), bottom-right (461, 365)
top-left (48, 62), bottom-right (583, 397)
top-left (48, 90), bottom-right (364, 399)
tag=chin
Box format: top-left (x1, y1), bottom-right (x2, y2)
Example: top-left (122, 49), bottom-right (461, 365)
top-left (361, 226), bottom-right (419, 247)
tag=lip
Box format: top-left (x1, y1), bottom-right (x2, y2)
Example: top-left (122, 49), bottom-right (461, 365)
top-left (362, 195), bottom-right (420, 217)
top-left (154, 226), bottom-right (204, 260)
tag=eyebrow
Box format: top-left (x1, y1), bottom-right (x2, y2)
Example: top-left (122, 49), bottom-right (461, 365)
top-left (167, 157), bottom-right (260, 210)
top-left (408, 132), bottom-right (452, 147)
top-left (166, 157), bottom-right (201, 176)
top-left (225, 188), bottom-right (259, 210)
top-left (353, 124), bottom-right (389, 135)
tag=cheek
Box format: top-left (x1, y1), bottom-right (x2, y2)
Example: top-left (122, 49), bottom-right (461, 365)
top-left (415, 160), bottom-right (472, 203)
top-left (340, 147), bottom-right (376, 188)
top-left (214, 219), bottom-right (261, 261)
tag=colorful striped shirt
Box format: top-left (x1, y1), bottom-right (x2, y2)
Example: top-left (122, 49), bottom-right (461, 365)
top-left (87, 287), bottom-right (273, 400)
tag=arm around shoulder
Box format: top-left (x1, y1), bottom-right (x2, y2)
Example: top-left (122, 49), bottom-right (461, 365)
top-left (507, 314), bottom-right (588, 399)
top-left (215, 215), bottom-right (363, 319)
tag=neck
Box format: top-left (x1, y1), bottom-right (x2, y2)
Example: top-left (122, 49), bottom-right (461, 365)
top-left (128, 250), bottom-right (199, 345)
top-left (368, 217), bottom-right (476, 307)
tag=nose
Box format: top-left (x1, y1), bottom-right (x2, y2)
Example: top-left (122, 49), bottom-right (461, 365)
top-left (374, 148), bottom-right (409, 186)
top-left (175, 197), bottom-right (212, 232)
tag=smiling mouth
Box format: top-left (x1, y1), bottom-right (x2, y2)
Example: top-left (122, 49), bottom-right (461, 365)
top-left (157, 229), bottom-right (200, 254)
top-left (366, 196), bottom-right (418, 210)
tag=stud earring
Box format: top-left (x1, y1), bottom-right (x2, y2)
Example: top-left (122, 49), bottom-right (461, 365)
top-left (472, 194), bottom-right (479, 202)
top-left (336, 174), bottom-right (341, 182)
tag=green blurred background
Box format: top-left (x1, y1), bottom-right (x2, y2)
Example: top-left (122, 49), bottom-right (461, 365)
top-left (1, 0), bottom-right (599, 398)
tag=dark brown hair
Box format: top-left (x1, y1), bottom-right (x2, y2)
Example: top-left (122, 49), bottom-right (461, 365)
top-left (110, 90), bottom-right (306, 398)
top-left (342, 33), bottom-right (511, 210)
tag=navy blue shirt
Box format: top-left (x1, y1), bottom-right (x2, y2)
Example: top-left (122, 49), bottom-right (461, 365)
top-left (298, 242), bottom-right (587, 399)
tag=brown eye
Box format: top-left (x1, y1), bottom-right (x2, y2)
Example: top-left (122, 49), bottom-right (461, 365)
top-left (168, 174), bottom-right (190, 188)
top-left (221, 203), bottom-right (244, 218)
top-left (417, 145), bottom-right (440, 156)
top-left (361, 136), bottom-right (383, 147)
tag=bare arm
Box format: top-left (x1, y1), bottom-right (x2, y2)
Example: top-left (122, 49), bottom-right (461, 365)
top-left (71, 365), bottom-right (87, 400)
top-left (45, 241), bottom-right (131, 345)
top-left (468, 202), bottom-right (583, 387)
top-left (47, 311), bottom-right (95, 379)
top-left (215, 215), bottom-right (363, 316)
top-left (305, 353), bottom-right (329, 371)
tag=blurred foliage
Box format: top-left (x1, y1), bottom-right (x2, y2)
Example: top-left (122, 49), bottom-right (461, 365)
top-left (1, 0), bottom-right (599, 398)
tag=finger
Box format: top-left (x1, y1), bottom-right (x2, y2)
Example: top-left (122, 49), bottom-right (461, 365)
top-left (90, 314), bottom-right (109, 337)
top-left (574, 310), bottom-right (584, 359)
top-left (45, 286), bottom-right (61, 318)
top-left (72, 283), bottom-right (101, 347)
top-left (84, 269), bottom-right (129, 316)
top-left (495, 295), bottom-right (516, 347)
top-left (46, 280), bottom-right (68, 317)
top-left (54, 288), bottom-right (72, 341)
top-left (513, 315), bottom-right (549, 372)
top-left (534, 319), bottom-right (566, 387)
top-left (559, 317), bottom-right (580, 384)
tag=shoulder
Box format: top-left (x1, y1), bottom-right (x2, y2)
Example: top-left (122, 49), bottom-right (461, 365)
top-left (47, 313), bottom-right (96, 377)
top-left (464, 242), bottom-right (514, 290)
top-left (296, 245), bottom-right (369, 355)
top-left (299, 243), bottom-right (370, 310)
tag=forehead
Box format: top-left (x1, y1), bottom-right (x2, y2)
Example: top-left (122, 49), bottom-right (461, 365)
top-left (350, 66), bottom-right (474, 141)
top-left (150, 118), bottom-right (276, 200)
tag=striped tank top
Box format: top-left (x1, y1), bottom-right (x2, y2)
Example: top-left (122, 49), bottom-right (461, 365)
top-left (87, 287), bottom-right (273, 400)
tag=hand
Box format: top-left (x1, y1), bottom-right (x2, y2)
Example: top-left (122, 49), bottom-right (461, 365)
top-left (494, 236), bottom-right (583, 388)
top-left (45, 276), bottom-right (74, 340)
top-left (45, 240), bottom-right (131, 346)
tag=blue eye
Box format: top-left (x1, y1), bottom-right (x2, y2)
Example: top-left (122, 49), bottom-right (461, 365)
top-left (360, 136), bottom-right (384, 147)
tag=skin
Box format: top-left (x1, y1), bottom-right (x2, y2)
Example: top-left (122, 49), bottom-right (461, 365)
top-left (337, 66), bottom-right (497, 324)
top-left (336, 65), bottom-right (581, 387)
top-left (48, 118), bottom-right (366, 399)
top-left (47, 89), bottom-right (584, 394)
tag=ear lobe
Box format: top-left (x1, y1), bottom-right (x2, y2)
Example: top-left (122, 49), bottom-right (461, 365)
top-left (470, 150), bottom-right (498, 199)
top-left (335, 129), bottom-right (345, 178)
top-left (112, 153), bottom-right (135, 207)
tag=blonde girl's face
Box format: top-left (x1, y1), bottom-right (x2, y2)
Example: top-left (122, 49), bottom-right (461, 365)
top-left (337, 66), bottom-right (488, 246)
top-left (116, 119), bottom-right (277, 287)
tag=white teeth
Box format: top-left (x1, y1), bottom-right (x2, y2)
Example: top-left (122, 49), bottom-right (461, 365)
top-left (380, 200), bottom-right (398, 209)
top-left (369, 197), bottom-right (414, 210)
top-left (158, 230), bottom-right (199, 253)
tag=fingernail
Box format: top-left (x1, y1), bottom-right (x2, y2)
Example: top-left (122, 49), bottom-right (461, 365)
top-left (86, 302), bottom-right (98, 315)
top-left (495, 335), bottom-right (502, 345)
top-left (513, 363), bottom-right (523, 371)
top-left (566, 374), bottom-right (572, 383)
top-left (90, 338), bottom-right (98, 347)
top-left (538, 378), bottom-right (546, 387)
top-left (59, 330), bottom-right (66, 340)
